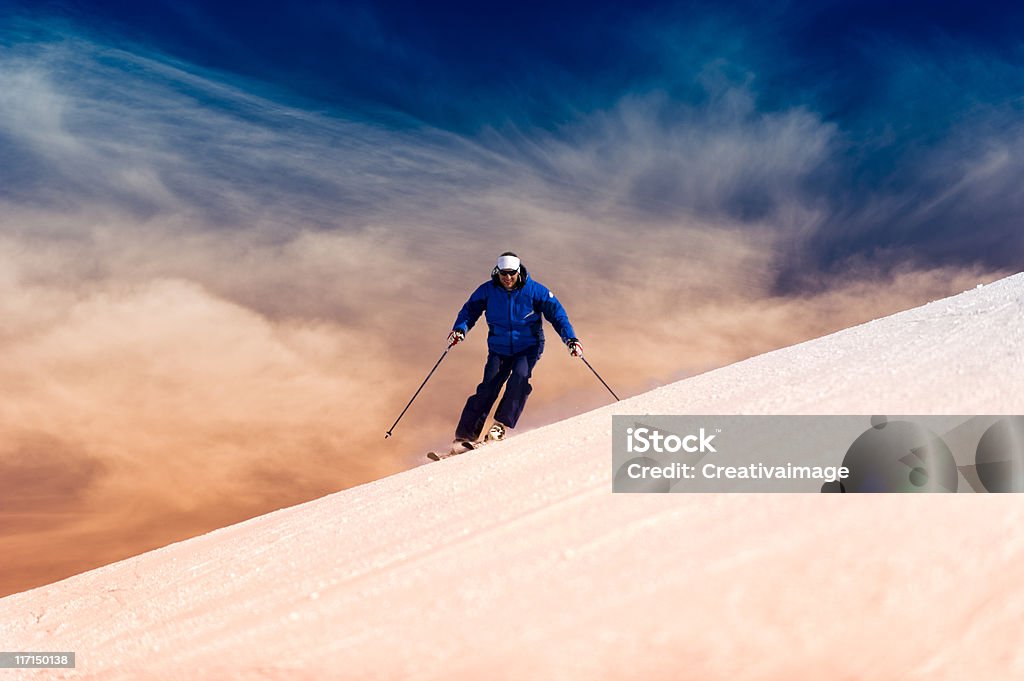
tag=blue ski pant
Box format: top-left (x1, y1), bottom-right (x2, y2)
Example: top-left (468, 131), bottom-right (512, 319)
top-left (455, 346), bottom-right (541, 441)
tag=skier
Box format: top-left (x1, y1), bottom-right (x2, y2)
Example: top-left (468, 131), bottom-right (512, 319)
top-left (441, 252), bottom-right (583, 458)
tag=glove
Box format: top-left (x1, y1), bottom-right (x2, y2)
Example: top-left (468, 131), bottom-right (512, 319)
top-left (447, 329), bottom-right (465, 348)
top-left (566, 338), bottom-right (583, 358)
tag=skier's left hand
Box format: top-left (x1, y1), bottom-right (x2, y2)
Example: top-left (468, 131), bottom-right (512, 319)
top-left (567, 338), bottom-right (583, 358)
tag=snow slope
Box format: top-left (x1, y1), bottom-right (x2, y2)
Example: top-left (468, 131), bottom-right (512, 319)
top-left (2, 274), bottom-right (1023, 680)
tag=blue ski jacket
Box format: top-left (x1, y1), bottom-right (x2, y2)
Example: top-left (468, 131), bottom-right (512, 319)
top-left (452, 266), bottom-right (576, 356)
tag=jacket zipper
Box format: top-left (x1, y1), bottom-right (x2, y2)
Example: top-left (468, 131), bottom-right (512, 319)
top-left (507, 289), bottom-right (514, 352)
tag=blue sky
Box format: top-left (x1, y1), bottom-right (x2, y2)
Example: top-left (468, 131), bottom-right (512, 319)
top-left (0, 0), bottom-right (1021, 595)
top-left (3, 0), bottom-right (1023, 284)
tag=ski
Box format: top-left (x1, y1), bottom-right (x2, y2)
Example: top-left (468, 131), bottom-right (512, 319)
top-left (426, 424), bottom-right (507, 461)
top-left (423, 419), bottom-right (507, 462)
top-left (426, 440), bottom-right (478, 462)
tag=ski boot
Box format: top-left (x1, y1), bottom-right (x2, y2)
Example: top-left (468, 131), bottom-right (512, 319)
top-left (484, 422), bottom-right (507, 443)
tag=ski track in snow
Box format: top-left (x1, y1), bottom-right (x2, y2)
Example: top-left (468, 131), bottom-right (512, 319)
top-left (2, 274), bottom-right (1024, 680)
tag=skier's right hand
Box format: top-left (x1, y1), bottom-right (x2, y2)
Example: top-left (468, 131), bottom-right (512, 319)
top-left (447, 330), bottom-right (465, 348)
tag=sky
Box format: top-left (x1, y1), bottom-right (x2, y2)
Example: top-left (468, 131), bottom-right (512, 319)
top-left (0, 0), bottom-right (1021, 596)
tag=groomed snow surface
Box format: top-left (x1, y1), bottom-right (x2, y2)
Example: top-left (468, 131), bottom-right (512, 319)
top-left (3, 274), bottom-right (1023, 680)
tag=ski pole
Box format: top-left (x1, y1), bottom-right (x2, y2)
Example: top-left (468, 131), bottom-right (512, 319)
top-left (385, 345), bottom-right (452, 439)
top-left (580, 356), bottom-right (620, 402)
